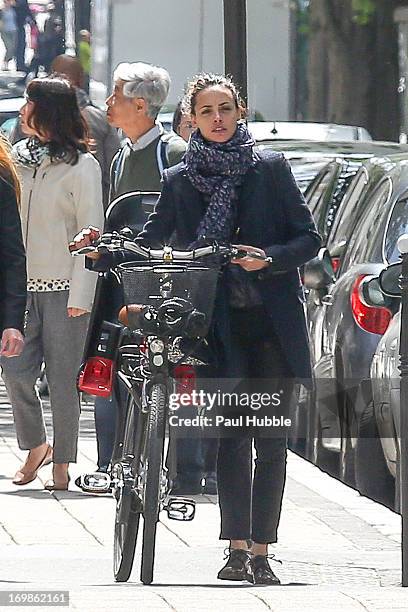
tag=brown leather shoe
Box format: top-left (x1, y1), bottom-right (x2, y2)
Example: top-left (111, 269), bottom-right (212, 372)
top-left (12, 444), bottom-right (53, 485)
top-left (44, 475), bottom-right (70, 491)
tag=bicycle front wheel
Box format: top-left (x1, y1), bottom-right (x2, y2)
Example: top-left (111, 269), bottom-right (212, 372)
top-left (113, 393), bottom-right (144, 582)
top-left (140, 383), bottom-right (167, 585)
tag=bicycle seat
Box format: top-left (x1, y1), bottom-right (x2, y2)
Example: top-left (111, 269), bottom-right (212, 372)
top-left (118, 304), bottom-right (144, 326)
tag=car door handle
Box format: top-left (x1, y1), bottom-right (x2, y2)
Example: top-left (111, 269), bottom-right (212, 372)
top-left (321, 294), bottom-right (334, 306)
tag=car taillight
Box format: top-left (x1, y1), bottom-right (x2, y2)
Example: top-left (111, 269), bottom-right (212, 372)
top-left (78, 357), bottom-right (115, 397)
top-left (350, 275), bottom-right (392, 335)
top-left (173, 364), bottom-right (196, 404)
top-left (332, 257), bottom-right (341, 274)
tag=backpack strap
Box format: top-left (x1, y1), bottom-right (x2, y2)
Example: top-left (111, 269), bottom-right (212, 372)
top-left (156, 135), bottom-right (170, 178)
top-left (112, 145), bottom-right (127, 194)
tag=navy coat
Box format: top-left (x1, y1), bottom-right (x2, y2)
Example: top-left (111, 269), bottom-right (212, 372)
top-left (138, 150), bottom-right (321, 381)
top-left (0, 176), bottom-right (27, 334)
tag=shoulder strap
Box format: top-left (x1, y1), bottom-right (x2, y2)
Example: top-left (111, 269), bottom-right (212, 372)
top-left (156, 136), bottom-right (169, 178)
top-left (112, 145), bottom-right (127, 193)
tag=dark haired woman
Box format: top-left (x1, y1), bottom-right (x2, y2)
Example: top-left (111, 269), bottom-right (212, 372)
top-left (73, 72), bottom-right (320, 583)
top-left (2, 76), bottom-right (104, 491)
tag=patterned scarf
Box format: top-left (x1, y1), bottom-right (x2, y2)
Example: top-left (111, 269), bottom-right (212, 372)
top-left (13, 137), bottom-right (64, 168)
top-left (184, 122), bottom-right (256, 245)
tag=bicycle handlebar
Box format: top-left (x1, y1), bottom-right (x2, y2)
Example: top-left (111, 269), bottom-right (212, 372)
top-left (71, 232), bottom-right (271, 262)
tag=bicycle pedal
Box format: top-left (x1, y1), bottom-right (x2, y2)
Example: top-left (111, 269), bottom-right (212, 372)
top-left (165, 497), bottom-right (196, 521)
top-left (75, 472), bottom-right (112, 494)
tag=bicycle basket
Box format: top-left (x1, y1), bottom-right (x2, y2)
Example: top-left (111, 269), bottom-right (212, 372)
top-left (117, 261), bottom-right (220, 335)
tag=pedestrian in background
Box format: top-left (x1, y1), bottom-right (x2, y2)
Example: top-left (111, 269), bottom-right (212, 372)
top-left (2, 76), bottom-right (103, 491)
top-left (89, 61), bottom-right (186, 477)
top-left (0, 0), bottom-right (17, 70)
top-left (171, 99), bottom-right (218, 495)
top-left (51, 54), bottom-right (120, 209)
top-left (0, 134), bottom-right (26, 358)
top-left (13, 0), bottom-right (33, 71)
top-left (77, 29), bottom-right (90, 93)
top-left (172, 100), bottom-right (193, 141)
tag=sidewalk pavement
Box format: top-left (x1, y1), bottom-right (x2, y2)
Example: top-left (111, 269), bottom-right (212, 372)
top-left (0, 386), bottom-right (407, 612)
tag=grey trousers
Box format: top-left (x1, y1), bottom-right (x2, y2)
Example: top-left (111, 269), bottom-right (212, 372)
top-left (1, 292), bottom-right (89, 463)
top-left (1, 31), bottom-right (16, 63)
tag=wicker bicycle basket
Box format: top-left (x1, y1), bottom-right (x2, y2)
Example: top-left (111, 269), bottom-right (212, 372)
top-left (116, 261), bottom-right (220, 335)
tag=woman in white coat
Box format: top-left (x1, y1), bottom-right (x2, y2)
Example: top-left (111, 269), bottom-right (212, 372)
top-left (2, 76), bottom-right (104, 490)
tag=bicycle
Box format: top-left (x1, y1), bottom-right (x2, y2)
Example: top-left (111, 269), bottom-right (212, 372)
top-left (72, 232), bottom-right (270, 584)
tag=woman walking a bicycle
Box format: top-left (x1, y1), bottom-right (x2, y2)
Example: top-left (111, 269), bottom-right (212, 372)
top-left (74, 72), bottom-right (320, 584)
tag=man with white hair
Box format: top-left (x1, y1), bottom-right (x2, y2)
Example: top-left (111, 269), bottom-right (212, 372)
top-left (106, 61), bottom-right (186, 199)
top-left (86, 62), bottom-right (186, 480)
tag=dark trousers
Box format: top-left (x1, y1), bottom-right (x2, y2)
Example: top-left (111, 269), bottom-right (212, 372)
top-left (94, 394), bottom-right (117, 471)
top-left (217, 307), bottom-right (293, 544)
top-left (176, 431), bottom-right (217, 481)
top-left (16, 27), bottom-right (26, 70)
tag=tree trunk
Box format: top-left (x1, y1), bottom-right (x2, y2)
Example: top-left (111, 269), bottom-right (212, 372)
top-left (306, 0), bottom-right (408, 139)
top-left (307, 0), bottom-right (328, 121)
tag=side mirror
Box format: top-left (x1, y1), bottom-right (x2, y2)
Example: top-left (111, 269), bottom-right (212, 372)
top-left (379, 262), bottom-right (402, 298)
top-left (303, 248), bottom-right (335, 290)
top-left (360, 275), bottom-right (393, 308)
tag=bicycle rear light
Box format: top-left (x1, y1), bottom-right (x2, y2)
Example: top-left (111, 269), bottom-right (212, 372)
top-left (79, 357), bottom-right (115, 397)
top-left (174, 364), bottom-right (196, 404)
top-left (78, 321), bottom-right (122, 397)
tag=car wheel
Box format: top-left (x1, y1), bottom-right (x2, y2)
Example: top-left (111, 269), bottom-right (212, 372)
top-left (355, 399), bottom-right (395, 508)
top-left (288, 385), bottom-right (307, 455)
top-left (340, 434), bottom-right (355, 487)
top-left (314, 418), bottom-right (340, 476)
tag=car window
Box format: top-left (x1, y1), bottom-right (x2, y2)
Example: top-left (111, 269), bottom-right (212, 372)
top-left (326, 126), bottom-right (355, 141)
top-left (340, 179), bottom-right (392, 271)
top-left (329, 167), bottom-right (369, 248)
top-left (384, 193), bottom-right (408, 263)
top-left (323, 163), bottom-right (361, 242)
top-left (307, 163), bottom-right (338, 216)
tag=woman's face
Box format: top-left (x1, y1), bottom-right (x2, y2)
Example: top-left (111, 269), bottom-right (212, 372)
top-left (20, 99), bottom-right (50, 141)
top-left (191, 85), bottom-right (241, 143)
top-left (20, 100), bottom-right (40, 138)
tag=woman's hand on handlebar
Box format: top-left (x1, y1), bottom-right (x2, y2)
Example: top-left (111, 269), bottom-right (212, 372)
top-left (231, 244), bottom-right (269, 271)
top-left (69, 226), bottom-right (101, 260)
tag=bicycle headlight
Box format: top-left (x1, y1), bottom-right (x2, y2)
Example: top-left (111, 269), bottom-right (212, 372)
top-left (150, 339), bottom-right (165, 354)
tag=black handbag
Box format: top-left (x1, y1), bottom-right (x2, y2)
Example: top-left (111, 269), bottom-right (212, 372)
top-left (225, 264), bottom-right (263, 310)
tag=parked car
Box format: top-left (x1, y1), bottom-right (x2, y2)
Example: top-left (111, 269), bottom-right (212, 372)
top-left (354, 261), bottom-right (404, 509)
top-left (0, 97), bottom-right (25, 138)
top-left (288, 145), bottom-right (408, 458)
top-left (248, 121), bottom-right (373, 143)
top-left (305, 142), bottom-right (408, 245)
top-left (257, 140), bottom-right (405, 193)
top-left (300, 154), bottom-right (408, 491)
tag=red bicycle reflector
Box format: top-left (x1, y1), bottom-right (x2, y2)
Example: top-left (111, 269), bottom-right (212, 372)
top-left (350, 275), bottom-right (392, 335)
top-left (78, 357), bottom-right (115, 397)
top-left (174, 365), bottom-right (196, 404)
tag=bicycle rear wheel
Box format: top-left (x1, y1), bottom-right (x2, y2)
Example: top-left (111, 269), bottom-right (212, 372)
top-left (140, 383), bottom-right (167, 585)
top-left (113, 393), bottom-right (144, 582)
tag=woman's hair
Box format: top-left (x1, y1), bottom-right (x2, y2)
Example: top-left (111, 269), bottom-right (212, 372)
top-left (113, 62), bottom-right (170, 119)
top-left (0, 135), bottom-right (21, 204)
top-left (25, 76), bottom-right (89, 165)
top-left (182, 73), bottom-right (245, 116)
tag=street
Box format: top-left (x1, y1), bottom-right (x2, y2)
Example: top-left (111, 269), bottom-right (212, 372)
top-left (0, 388), bottom-right (407, 612)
